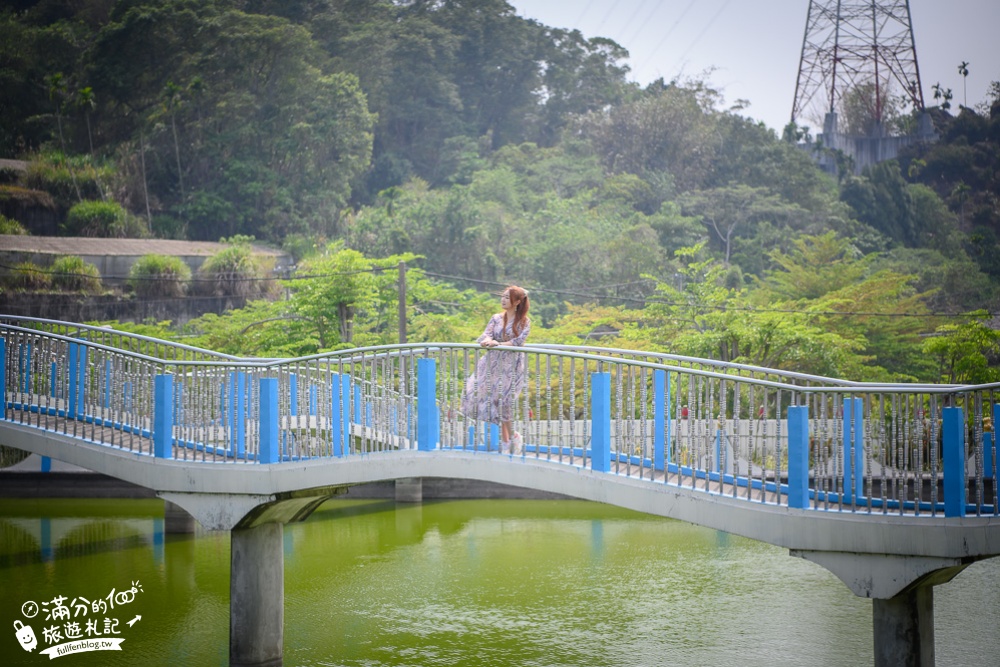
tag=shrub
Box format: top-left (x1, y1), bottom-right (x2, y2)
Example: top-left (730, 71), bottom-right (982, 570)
top-left (63, 200), bottom-right (146, 237)
top-left (151, 214), bottom-right (186, 239)
top-left (129, 254), bottom-right (191, 298)
top-left (0, 184), bottom-right (57, 210)
top-left (23, 151), bottom-right (113, 207)
top-left (198, 237), bottom-right (274, 298)
top-left (2, 262), bottom-right (51, 291)
top-left (0, 213), bottom-right (28, 235)
top-left (50, 255), bottom-right (102, 293)
top-left (0, 167), bottom-right (21, 185)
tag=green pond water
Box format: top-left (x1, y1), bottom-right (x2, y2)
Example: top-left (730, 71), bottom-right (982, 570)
top-left (1, 497), bottom-right (997, 667)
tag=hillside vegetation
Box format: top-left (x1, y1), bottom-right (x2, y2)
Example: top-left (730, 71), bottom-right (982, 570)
top-left (2, 0), bottom-right (998, 381)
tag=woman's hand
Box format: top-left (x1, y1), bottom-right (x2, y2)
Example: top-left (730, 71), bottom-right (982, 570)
top-left (480, 338), bottom-right (498, 347)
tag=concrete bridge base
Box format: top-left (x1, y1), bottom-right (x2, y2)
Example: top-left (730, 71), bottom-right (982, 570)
top-left (395, 477), bottom-right (422, 503)
top-left (874, 586), bottom-right (934, 667)
top-left (159, 486), bottom-right (350, 667)
top-left (231, 523), bottom-right (284, 667)
top-left (792, 550), bottom-right (971, 667)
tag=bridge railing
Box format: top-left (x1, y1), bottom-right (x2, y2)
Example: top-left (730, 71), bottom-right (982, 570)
top-left (1, 322), bottom-right (996, 517)
top-left (0, 315), bottom-right (242, 363)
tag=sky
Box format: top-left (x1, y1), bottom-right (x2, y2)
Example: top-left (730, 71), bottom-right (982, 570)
top-left (512, 0), bottom-right (1000, 134)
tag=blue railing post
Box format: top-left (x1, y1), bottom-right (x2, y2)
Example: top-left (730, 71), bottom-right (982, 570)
top-left (0, 338), bottom-right (6, 415)
top-left (943, 406), bottom-right (966, 517)
top-left (417, 358), bottom-right (437, 451)
top-left (843, 397), bottom-right (864, 504)
top-left (290, 373), bottom-right (298, 417)
top-left (259, 378), bottom-right (279, 464)
top-left (654, 369), bottom-right (665, 472)
top-left (331, 373), bottom-right (351, 457)
top-left (309, 384), bottom-right (317, 416)
top-left (591, 371), bottom-right (611, 473)
top-left (787, 405), bottom-right (810, 509)
top-left (153, 374), bottom-right (174, 459)
top-left (50, 361), bottom-right (56, 398)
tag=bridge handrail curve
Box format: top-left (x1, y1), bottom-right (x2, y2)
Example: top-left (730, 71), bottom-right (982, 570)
top-left (3, 322), bottom-right (994, 397)
top-left (528, 343), bottom-right (971, 391)
top-left (0, 314), bottom-right (243, 361)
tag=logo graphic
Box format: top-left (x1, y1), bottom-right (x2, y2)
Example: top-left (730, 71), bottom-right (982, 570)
top-left (14, 619), bottom-right (37, 652)
top-left (11, 580), bottom-right (144, 660)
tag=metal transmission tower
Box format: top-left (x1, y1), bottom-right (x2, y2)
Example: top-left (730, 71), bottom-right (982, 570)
top-left (791, 0), bottom-right (925, 133)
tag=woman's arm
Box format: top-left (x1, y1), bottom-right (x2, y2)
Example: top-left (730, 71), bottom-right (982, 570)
top-left (499, 318), bottom-right (530, 346)
top-left (477, 314), bottom-right (501, 346)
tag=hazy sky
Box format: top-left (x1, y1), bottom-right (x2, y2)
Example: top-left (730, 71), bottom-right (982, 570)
top-left (512, 0), bottom-right (1000, 134)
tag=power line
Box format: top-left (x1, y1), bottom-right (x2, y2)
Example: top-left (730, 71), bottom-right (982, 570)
top-left (2, 263), bottom-right (983, 320)
top-left (636, 0), bottom-right (698, 74)
top-left (419, 270), bottom-right (982, 319)
top-left (0, 262), bottom-right (391, 283)
top-left (669, 0), bottom-right (731, 76)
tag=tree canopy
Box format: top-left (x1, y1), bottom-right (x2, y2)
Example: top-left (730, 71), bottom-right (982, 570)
top-left (3, 0), bottom-right (998, 381)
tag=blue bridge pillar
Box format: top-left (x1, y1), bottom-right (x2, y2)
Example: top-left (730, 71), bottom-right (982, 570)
top-left (259, 378), bottom-right (279, 464)
top-left (153, 374), bottom-right (174, 459)
top-left (591, 372), bottom-right (611, 473)
top-left (417, 358), bottom-right (438, 451)
top-left (943, 407), bottom-right (965, 518)
top-left (787, 405), bottom-right (809, 509)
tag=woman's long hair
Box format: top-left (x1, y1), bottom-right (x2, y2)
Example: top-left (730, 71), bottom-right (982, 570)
top-left (502, 285), bottom-right (530, 337)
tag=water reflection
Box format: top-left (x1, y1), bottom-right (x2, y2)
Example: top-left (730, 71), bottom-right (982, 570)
top-left (0, 498), bottom-right (997, 667)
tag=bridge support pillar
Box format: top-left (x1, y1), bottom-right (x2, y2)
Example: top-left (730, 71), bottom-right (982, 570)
top-left (159, 487), bottom-right (350, 667)
top-left (231, 522), bottom-right (284, 667)
top-left (395, 477), bottom-right (422, 503)
top-left (793, 551), bottom-right (970, 667)
top-left (873, 586), bottom-right (934, 667)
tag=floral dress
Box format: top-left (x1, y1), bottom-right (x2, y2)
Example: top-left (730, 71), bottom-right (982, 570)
top-left (461, 313), bottom-right (531, 424)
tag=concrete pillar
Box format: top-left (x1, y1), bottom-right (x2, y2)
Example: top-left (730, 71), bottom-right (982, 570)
top-left (873, 586), bottom-right (934, 667)
top-left (163, 500), bottom-right (196, 534)
top-left (395, 477), bottom-right (423, 503)
top-left (230, 523), bottom-right (284, 667)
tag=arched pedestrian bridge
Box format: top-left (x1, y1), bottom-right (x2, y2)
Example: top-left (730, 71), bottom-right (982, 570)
top-left (2, 316), bottom-right (998, 667)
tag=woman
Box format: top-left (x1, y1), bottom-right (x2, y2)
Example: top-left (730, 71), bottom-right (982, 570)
top-left (461, 285), bottom-right (531, 453)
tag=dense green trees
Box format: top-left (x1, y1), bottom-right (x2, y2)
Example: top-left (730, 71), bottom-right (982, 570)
top-left (3, 1), bottom-right (998, 381)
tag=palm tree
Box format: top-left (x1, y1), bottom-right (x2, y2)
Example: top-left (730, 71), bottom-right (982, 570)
top-left (957, 61), bottom-right (970, 108)
top-left (47, 73), bottom-right (82, 203)
top-left (76, 86), bottom-right (96, 155)
top-left (162, 81), bottom-right (185, 200)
